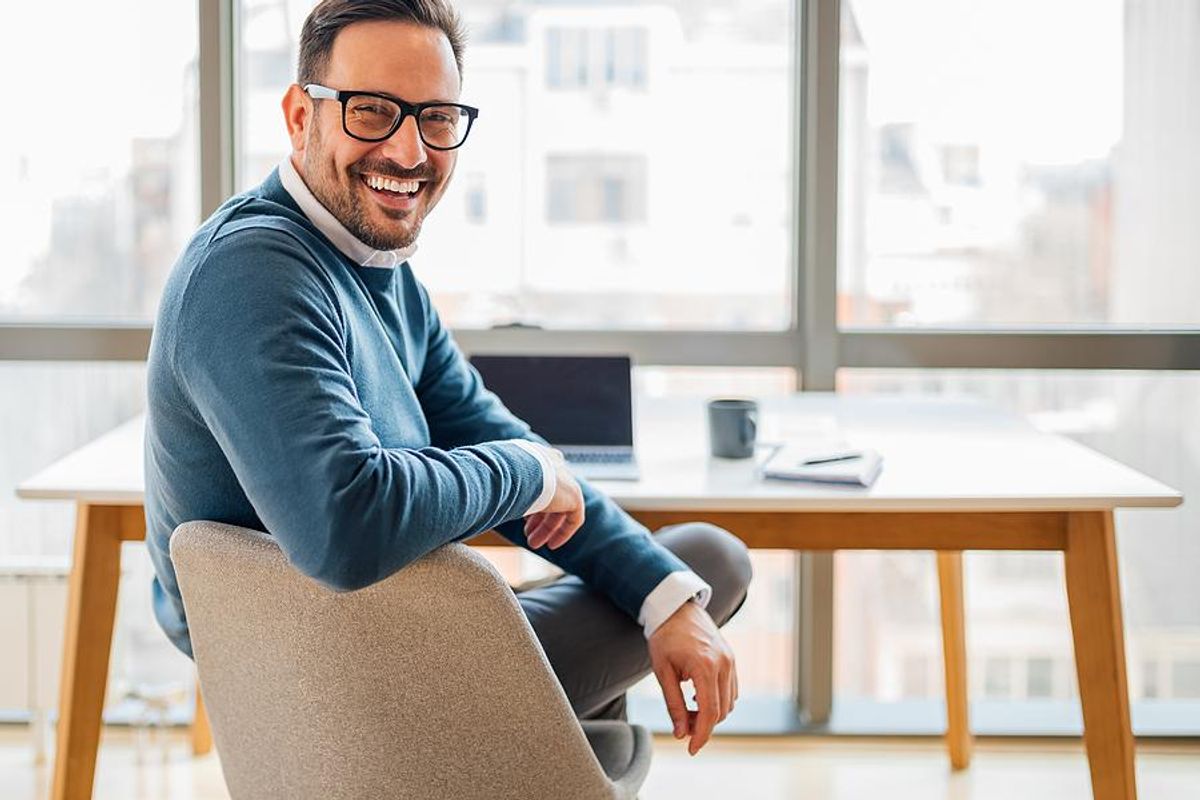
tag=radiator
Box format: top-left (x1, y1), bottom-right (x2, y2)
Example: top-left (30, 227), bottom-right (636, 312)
top-left (0, 561), bottom-right (68, 715)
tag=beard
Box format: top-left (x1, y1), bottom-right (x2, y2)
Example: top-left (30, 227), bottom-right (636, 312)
top-left (302, 125), bottom-right (438, 251)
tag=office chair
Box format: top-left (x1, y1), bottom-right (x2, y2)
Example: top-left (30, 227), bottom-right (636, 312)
top-left (171, 520), bottom-right (652, 799)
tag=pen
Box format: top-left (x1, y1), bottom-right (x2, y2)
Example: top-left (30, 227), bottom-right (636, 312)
top-left (800, 454), bottom-right (862, 466)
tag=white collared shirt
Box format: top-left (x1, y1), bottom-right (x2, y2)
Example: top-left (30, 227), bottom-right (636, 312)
top-left (276, 156), bottom-right (712, 638)
top-left (278, 155), bottom-right (417, 268)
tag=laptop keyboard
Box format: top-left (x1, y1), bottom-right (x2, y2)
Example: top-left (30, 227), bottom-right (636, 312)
top-left (565, 451), bottom-right (634, 464)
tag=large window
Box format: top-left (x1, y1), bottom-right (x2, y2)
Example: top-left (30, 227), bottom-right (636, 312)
top-left (834, 369), bottom-right (1200, 733)
top-left (837, 0), bottom-right (1200, 328)
top-left (237, 0), bottom-right (796, 330)
top-left (0, 0), bottom-right (199, 727)
top-left (828, 0), bottom-right (1200, 735)
top-left (0, 1), bottom-right (198, 321)
top-left (4, 0), bottom-right (1198, 739)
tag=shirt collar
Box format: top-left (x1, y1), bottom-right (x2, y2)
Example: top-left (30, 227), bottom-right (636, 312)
top-left (278, 156), bottom-right (417, 269)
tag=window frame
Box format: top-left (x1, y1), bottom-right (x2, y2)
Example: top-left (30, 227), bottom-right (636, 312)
top-left (1, 0), bottom-right (1197, 732)
top-left (2, 0), bottom-right (1197, 374)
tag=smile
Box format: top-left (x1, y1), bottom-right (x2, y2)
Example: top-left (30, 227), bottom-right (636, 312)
top-left (362, 174), bottom-right (424, 197)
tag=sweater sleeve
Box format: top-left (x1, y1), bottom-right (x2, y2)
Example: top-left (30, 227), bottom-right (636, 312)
top-left (172, 228), bottom-right (546, 592)
top-left (412, 281), bottom-right (691, 621)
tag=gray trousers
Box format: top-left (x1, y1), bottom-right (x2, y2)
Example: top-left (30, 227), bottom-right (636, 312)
top-left (514, 523), bottom-right (754, 721)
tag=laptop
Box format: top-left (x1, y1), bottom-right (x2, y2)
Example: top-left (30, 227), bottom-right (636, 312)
top-left (469, 355), bottom-right (640, 481)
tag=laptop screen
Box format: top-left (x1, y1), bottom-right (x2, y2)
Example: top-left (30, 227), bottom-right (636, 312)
top-left (469, 355), bottom-right (633, 447)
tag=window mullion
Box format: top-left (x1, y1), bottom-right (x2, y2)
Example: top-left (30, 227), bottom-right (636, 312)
top-left (793, 0), bottom-right (842, 729)
top-left (199, 0), bottom-right (236, 218)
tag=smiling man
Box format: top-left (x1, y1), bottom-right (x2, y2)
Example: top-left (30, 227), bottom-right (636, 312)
top-left (145, 0), bottom-right (751, 758)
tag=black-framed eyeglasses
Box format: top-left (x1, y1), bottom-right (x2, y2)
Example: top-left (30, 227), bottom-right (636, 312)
top-left (304, 83), bottom-right (479, 151)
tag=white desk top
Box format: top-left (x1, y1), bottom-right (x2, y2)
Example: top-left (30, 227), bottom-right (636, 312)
top-left (16, 394), bottom-right (1182, 513)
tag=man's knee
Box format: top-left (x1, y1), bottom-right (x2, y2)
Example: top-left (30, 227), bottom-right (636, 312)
top-left (655, 522), bottom-right (752, 626)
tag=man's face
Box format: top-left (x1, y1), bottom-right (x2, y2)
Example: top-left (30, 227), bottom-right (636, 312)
top-left (285, 20), bottom-right (461, 250)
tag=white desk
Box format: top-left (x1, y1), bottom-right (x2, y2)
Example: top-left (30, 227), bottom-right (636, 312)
top-left (19, 394), bottom-right (1182, 800)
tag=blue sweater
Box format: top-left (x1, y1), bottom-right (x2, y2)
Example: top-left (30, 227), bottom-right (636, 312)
top-left (145, 168), bottom-right (688, 657)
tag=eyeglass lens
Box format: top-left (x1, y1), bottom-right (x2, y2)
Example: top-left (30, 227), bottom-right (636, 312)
top-left (344, 95), bottom-right (469, 148)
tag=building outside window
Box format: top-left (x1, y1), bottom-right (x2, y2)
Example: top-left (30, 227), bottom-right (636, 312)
top-left (546, 25), bottom-right (648, 90)
top-left (546, 154), bottom-right (647, 224)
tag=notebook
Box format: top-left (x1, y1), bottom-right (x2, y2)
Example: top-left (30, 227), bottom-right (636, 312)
top-left (760, 443), bottom-right (883, 487)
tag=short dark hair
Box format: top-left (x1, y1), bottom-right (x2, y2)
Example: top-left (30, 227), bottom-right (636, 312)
top-left (297, 0), bottom-right (466, 85)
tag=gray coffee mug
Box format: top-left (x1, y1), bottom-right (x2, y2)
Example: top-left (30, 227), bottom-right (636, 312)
top-left (707, 398), bottom-right (758, 459)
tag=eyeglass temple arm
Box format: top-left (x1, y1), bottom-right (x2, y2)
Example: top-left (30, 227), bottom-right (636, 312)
top-left (303, 83), bottom-right (338, 100)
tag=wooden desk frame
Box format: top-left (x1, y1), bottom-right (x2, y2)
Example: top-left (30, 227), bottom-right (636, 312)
top-left (53, 504), bottom-right (1135, 800)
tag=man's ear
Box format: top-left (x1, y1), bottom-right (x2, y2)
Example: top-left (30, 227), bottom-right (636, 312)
top-left (282, 84), bottom-right (310, 155)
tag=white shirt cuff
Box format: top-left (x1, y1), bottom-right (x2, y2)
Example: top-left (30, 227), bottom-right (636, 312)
top-left (509, 439), bottom-right (557, 515)
top-left (637, 570), bottom-right (713, 639)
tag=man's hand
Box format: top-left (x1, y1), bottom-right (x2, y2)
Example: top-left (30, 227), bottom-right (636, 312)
top-left (523, 448), bottom-right (585, 550)
top-left (648, 599), bottom-right (738, 755)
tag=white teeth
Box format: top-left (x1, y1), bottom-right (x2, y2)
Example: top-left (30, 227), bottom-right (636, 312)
top-left (365, 175), bottom-right (420, 194)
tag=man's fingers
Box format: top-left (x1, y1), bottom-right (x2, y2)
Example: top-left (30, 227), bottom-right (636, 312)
top-left (538, 518), bottom-right (568, 549)
top-left (720, 664), bottom-right (734, 719)
top-left (688, 671), bottom-right (721, 755)
top-left (546, 517), bottom-right (580, 549)
top-left (537, 499), bottom-right (584, 550)
top-left (525, 514), bottom-right (562, 548)
top-left (524, 515), bottom-right (551, 545)
top-left (652, 665), bottom-right (689, 740)
top-left (548, 503), bottom-right (587, 549)
top-left (543, 515), bottom-right (575, 549)
top-left (551, 505), bottom-right (581, 545)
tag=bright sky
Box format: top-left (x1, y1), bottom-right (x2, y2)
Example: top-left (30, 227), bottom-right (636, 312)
top-left (850, 0), bottom-right (1124, 164)
top-left (0, 1), bottom-right (197, 299)
top-left (0, 0), bottom-right (196, 179)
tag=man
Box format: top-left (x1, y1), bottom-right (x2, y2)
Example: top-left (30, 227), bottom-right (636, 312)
top-left (145, 0), bottom-right (752, 757)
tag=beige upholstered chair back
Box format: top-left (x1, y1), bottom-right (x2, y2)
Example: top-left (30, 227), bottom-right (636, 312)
top-left (171, 521), bottom-right (649, 800)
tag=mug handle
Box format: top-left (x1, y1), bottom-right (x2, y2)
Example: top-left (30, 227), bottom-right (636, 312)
top-left (743, 408), bottom-right (758, 449)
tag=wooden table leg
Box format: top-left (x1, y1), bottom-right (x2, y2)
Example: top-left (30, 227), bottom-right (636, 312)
top-left (51, 504), bottom-right (124, 800)
top-left (937, 551), bottom-right (972, 770)
top-left (1065, 511), bottom-right (1137, 800)
top-left (192, 680), bottom-right (213, 755)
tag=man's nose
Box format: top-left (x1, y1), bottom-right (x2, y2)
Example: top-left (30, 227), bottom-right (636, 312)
top-left (377, 115), bottom-right (428, 169)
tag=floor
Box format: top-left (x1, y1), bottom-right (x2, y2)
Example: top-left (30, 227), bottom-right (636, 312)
top-left (2, 726), bottom-right (1198, 799)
